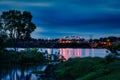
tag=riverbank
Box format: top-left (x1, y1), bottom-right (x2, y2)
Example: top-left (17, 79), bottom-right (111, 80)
top-left (55, 57), bottom-right (120, 80)
top-left (1, 57), bottom-right (120, 80)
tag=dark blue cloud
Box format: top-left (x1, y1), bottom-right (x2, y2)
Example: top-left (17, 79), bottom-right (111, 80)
top-left (0, 0), bottom-right (120, 39)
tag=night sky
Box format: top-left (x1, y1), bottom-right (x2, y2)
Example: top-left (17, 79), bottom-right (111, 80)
top-left (0, 0), bottom-right (120, 39)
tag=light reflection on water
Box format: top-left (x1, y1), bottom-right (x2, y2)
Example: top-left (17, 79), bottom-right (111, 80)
top-left (58, 48), bottom-right (107, 60)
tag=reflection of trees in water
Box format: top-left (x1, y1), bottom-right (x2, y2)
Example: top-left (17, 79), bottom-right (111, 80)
top-left (0, 64), bottom-right (13, 79)
top-left (0, 65), bottom-right (35, 80)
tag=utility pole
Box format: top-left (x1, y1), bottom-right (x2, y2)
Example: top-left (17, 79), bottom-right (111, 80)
top-left (89, 35), bottom-right (93, 48)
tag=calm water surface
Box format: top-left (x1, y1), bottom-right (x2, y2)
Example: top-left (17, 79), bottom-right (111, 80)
top-left (58, 48), bottom-right (107, 60)
top-left (2, 48), bottom-right (107, 80)
top-left (38, 48), bottom-right (107, 60)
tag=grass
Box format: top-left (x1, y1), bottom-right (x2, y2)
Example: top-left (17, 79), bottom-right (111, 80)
top-left (55, 57), bottom-right (120, 80)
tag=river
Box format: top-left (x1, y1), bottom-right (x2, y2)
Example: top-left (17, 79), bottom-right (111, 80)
top-left (1, 48), bottom-right (107, 80)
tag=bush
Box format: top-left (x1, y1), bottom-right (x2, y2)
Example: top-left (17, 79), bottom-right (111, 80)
top-left (19, 49), bottom-right (45, 64)
top-left (0, 48), bottom-right (45, 64)
top-left (107, 44), bottom-right (120, 55)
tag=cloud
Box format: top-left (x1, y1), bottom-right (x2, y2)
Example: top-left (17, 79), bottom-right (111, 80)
top-left (0, 1), bottom-right (53, 7)
top-left (31, 31), bottom-right (120, 39)
top-left (0, 0), bottom-right (120, 39)
top-left (103, 8), bottom-right (120, 12)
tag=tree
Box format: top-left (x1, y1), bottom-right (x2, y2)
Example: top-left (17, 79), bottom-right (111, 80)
top-left (0, 31), bottom-right (8, 50)
top-left (0, 10), bottom-right (36, 51)
top-left (0, 10), bottom-right (36, 40)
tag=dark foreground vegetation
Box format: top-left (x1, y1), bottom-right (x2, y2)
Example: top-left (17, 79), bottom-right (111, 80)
top-left (0, 49), bottom-right (45, 64)
top-left (55, 57), bottom-right (120, 80)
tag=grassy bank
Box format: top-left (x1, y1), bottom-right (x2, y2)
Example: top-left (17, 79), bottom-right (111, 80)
top-left (55, 57), bottom-right (120, 80)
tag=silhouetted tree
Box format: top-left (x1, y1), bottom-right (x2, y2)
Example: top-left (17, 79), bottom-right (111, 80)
top-left (0, 10), bottom-right (36, 40)
top-left (0, 10), bottom-right (36, 51)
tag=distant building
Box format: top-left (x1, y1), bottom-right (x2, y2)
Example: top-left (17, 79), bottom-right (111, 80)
top-left (58, 36), bottom-right (85, 43)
